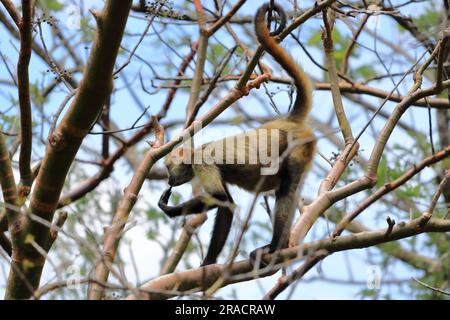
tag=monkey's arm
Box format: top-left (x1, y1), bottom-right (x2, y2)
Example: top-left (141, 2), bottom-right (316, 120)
top-left (158, 187), bottom-right (219, 218)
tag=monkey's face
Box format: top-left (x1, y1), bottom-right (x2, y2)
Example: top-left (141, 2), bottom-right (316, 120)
top-left (165, 148), bottom-right (194, 186)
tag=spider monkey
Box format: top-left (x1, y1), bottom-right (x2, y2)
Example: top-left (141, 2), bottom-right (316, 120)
top-left (158, 3), bottom-right (316, 267)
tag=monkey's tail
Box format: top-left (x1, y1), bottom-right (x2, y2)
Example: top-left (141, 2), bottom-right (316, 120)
top-left (255, 3), bottom-right (312, 124)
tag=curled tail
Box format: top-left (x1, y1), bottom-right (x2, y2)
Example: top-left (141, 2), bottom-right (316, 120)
top-left (255, 3), bottom-right (312, 123)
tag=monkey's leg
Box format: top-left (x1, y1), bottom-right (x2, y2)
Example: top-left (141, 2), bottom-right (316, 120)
top-left (158, 187), bottom-right (218, 218)
top-left (200, 187), bottom-right (235, 266)
top-left (250, 157), bottom-right (303, 268)
top-left (200, 205), bottom-right (233, 266)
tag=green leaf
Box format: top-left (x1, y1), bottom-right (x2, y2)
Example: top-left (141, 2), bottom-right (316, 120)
top-left (376, 157), bottom-right (387, 187)
top-left (146, 229), bottom-right (158, 240)
top-left (388, 167), bottom-right (403, 181)
top-left (41, 0), bottom-right (64, 11)
top-left (355, 65), bottom-right (376, 79)
top-left (360, 288), bottom-right (377, 297)
top-left (171, 192), bottom-right (182, 205)
top-left (211, 43), bottom-right (225, 57)
top-left (30, 82), bottom-right (47, 105)
top-left (146, 207), bottom-right (160, 220)
top-left (307, 31), bottom-right (322, 47)
top-left (414, 7), bottom-right (439, 30)
top-left (396, 184), bottom-right (421, 199)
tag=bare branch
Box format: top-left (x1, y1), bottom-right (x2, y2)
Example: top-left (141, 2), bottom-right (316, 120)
top-left (127, 217), bottom-right (450, 300)
top-left (17, 0), bottom-right (33, 199)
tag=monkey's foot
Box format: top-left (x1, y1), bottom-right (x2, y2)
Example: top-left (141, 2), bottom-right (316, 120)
top-left (200, 258), bottom-right (216, 267)
top-left (249, 245), bottom-right (274, 269)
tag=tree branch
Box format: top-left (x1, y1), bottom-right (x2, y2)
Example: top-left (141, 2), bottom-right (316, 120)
top-left (17, 0), bottom-right (33, 199)
top-left (4, 0), bottom-right (133, 300)
top-left (126, 217), bottom-right (450, 300)
top-left (0, 0), bottom-right (20, 27)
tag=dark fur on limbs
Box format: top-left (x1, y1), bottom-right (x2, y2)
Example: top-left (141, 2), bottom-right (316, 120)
top-left (158, 187), bottom-right (218, 217)
top-left (250, 157), bottom-right (303, 268)
top-left (158, 186), bottom-right (234, 266)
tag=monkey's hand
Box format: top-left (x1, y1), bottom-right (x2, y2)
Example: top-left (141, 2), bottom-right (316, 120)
top-left (158, 187), bottom-right (174, 214)
top-left (159, 187), bottom-right (172, 205)
top-left (158, 187), bottom-right (219, 218)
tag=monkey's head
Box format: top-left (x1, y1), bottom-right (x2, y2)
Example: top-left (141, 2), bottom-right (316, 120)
top-left (165, 147), bottom-right (194, 186)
